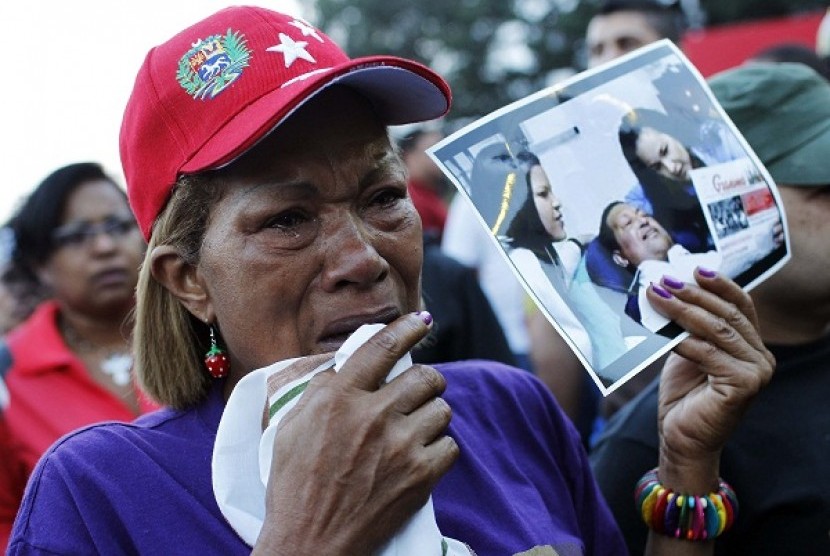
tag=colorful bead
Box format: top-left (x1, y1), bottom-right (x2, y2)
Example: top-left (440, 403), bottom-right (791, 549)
top-left (652, 488), bottom-right (670, 534)
top-left (634, 467), bottom-right (738, 541)
top-left (703, 497), bottom-right (720, 539)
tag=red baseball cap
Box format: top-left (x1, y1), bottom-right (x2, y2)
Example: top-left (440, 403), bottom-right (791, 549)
top-left (120, 6), bottom-right (452, 240)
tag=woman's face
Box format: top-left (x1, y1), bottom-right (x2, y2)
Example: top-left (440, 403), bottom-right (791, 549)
top-left (635, 127), bottom-right (692, 181)
top-left (530, 164), bottom-right (566, 241)
top-left (192, 89), bottom-right (423, 374)
top-left (39, 180), bottom-right (145, 318)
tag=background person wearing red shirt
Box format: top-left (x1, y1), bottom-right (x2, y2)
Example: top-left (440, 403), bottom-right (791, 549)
top-left (0, 163), bottom-right (156, 549)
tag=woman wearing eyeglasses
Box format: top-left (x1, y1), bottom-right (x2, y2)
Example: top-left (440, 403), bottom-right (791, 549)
top-left (0, 162), bottom-right (155, 550)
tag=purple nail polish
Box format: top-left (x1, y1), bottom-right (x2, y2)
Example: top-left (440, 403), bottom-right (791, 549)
top-left (652, 284), bottom-right (673, 299)
top-left (417, 310), bottom-right (433, 326)
top-left (662, 275), bottom-right (684, 289)
top-left (698, 267), bottom-right (717, 278)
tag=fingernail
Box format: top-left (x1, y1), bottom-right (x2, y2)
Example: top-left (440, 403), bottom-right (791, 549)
top-left (651, 283), bottom-right (673, 299)
top-left (698, 267), bottom-right (717, 278)
top-left (662, 275), bottom-right (684, 289)
top-left (417, 310), bottom-right (433, 326)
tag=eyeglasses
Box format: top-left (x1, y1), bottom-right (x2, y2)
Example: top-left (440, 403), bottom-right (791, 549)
top-left (52, 216), bottom-right (138, 249)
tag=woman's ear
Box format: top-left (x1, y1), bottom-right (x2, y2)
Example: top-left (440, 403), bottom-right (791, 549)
top-left (611, 250), bottom-right (630, 269)
top-left (150, 246), bottom-right (213, 323)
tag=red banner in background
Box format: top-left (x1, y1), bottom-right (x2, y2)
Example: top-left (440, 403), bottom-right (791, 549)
top-left (681, 10), bottom-right (825, 77)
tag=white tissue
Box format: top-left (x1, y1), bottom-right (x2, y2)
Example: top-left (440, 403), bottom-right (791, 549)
top-left (213, 323), bottom-right (469, 555)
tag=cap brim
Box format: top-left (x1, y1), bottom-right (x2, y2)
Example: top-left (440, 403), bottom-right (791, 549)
top-left (181, 55), bottom-right (450, 174)
top-left (766, 118), bottom-right (830, 186)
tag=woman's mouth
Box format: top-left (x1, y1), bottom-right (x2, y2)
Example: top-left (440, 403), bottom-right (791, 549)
top-left (317, 307), bottom-right (401, 351)
top-left (91, 268), bottom-right (130, 288)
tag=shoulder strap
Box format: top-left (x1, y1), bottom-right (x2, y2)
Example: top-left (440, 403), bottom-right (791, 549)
top-left (566, 237), bottom-right (585, 254)
top-left (537, 254), bottom-right (568, 293)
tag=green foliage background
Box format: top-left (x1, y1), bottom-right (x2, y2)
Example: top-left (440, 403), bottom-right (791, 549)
top-left (313, 0), bottom-right (828, 124)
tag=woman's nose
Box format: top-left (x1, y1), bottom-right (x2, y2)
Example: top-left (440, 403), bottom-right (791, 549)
top-left (88, 229), bottom-right (119, 254)
top-left (666, 159), bottom-right (681, 176)
top-left (320, 215), bottom-right (389, 291)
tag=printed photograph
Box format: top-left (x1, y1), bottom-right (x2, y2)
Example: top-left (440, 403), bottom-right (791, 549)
top-left (428, 40), bottom-right (790, 395)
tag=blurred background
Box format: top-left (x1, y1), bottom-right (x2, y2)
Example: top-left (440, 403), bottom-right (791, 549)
top-left (2, 0), bottom-right (829, 222)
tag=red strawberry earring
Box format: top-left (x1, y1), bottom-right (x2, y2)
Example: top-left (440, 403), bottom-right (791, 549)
top-left (204, 324), bottom-right (230, 378)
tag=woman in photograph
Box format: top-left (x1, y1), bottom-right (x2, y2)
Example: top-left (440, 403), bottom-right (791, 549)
top-left (504, 151), bottom-right (631, 371)
top-left (617, 107), bottom-right (744, 253)
top-left (504, 152), bottom-right (594, 361)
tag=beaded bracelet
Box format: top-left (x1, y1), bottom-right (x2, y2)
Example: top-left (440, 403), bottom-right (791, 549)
top-left (634, 467), bottom-right (738, 541)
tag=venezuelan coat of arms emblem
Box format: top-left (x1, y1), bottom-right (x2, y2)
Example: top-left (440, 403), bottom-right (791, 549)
top-left (176, 29), bottom-right (251, 100)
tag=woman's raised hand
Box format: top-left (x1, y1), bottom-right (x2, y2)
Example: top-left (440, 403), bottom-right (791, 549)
top-left (646, 269), bottom-right (774, 491)
top-left (254, 313), bottom-right (458, 556)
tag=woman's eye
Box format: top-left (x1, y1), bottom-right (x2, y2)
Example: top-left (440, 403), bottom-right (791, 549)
top-left (370, 188), bottom-right (405, 208)
top-left (259, 207), bottom-right (319, 249)
top-left (265, 210), bottom-right (309, 230)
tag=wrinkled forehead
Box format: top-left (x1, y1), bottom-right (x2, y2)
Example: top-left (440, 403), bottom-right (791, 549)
top-left (218, 86), bottom-right (400, 179)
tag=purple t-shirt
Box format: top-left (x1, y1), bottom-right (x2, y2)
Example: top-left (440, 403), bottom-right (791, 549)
top-left (9, 361), bottom-right (624, 555)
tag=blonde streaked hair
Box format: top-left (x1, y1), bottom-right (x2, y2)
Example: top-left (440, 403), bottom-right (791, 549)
top-left (132, 174), bottom-right (223, 409)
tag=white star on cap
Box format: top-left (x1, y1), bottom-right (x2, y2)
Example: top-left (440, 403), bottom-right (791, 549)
top-left (289, 19), bottom-right (324, 42)
top-left (266, 33), bottom-right (316, 68)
